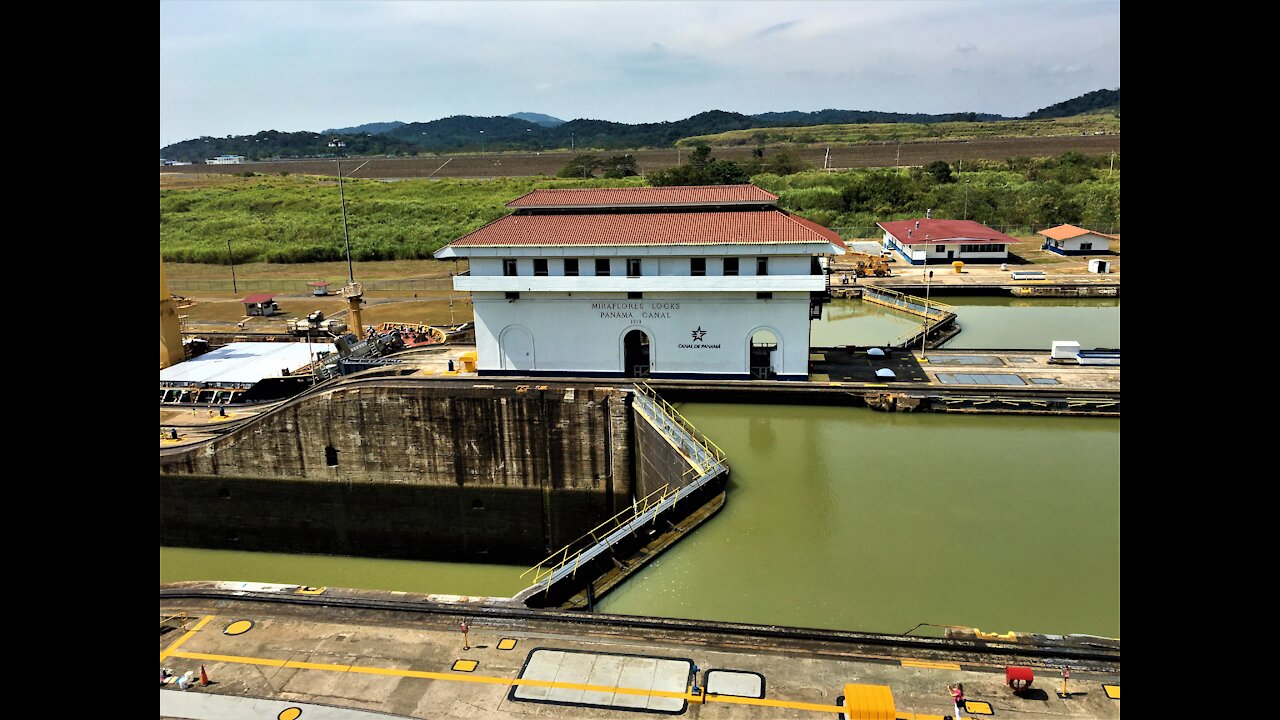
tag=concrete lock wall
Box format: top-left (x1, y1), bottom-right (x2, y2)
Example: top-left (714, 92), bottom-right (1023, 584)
top-left (472, 291), bottom-right (812, 379)
top-left (633, 408), bottom-right (701, 499)
top-left (160, 383), bottom-right (633, 563)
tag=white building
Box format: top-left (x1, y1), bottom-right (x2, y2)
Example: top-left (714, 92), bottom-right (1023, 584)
top-left (434, 185), bottom-right (847, 380)
top-left (207, 155), bottom-right (247, 165)
top-left (1038, 224), bottom-right (1114, 255)
top-left (879, 218), bottom-right (1017, 265)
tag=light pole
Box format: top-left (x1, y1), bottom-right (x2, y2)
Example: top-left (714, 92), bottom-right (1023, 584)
top-left (920, 270), bottom-right (934, 360)
top-left (479, 130), bottom-right (485, 155)
top-left (332, 140), bottom-right (354, 284)
top-left (226, 237), bottom-right (238, 293)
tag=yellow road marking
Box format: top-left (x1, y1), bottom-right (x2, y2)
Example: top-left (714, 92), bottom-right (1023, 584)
top-left (160, 615), bottom-right (214, 661)
top-left (1103, 683), bottom-right (1120, 699)
top-left (900, 659), bottom-right (961, 670)
top-left (223, 619), bottom-right (254, 636)
top-left (452, 659), bottom-right (478, 672)
top-left (497, 638), bottom-right (517, 650)
top-left (171, 649), bottom-right (845, 713)
top-left (964, 699), bottom-right (994, 715)
top-left (278, 709), bottom-right (302, 720)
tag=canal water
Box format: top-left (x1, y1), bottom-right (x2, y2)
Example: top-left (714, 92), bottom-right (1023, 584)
top-left (813, 297), bottom-right (1121, 350)
top-left (161, 297), bottom-right (1120, 637)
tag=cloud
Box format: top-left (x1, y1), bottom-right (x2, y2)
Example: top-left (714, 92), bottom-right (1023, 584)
top-left (955, 43), bottom-right (977, 54)
top-left (754, 20), bottom-right (799, 38)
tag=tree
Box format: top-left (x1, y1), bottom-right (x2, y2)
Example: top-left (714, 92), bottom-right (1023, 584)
top-left (601, 154), bottom-right (638, 178)
top-left (923, 160), bottom-right (954, 184)
top-left (557, 155), bottom-right (602, 179)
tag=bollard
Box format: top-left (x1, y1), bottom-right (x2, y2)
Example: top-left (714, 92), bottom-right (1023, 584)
top-left (461, 621), bottom-right (470, 650)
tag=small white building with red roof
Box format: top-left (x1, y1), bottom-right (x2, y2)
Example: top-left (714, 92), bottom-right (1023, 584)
top-left (1038, 224), bottom-right (1115, 255)
top-left (434, 185), bottom-right (846, 380)
top-left (877, 218), bottom-right (1018, 265)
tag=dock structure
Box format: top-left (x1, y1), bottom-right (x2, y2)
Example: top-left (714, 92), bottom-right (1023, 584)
top-left (515, 383), bottom-right (729, 609)
top-left (160, 584), bottom-right (1120, 720)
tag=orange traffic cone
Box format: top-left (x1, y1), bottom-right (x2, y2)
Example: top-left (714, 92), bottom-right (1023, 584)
top-left (199, 665), bottom-right (210, 687)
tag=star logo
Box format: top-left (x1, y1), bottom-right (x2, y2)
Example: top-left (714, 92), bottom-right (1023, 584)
top-left (691, 326), bottom-right (708, 342)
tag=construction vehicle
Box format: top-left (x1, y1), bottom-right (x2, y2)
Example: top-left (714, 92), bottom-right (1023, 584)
top-left (849, 252), bottom-right (892, 278)
top-left (291, 310), bottom-right (348, 337)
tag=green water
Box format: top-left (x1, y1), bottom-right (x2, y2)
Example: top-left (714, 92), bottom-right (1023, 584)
top-left (814, 297), bottom-right (1121, 350)
top-left (941, 297), bottom-right (1121, 350)
top-left (596, 405), bottom-right (1120, 637)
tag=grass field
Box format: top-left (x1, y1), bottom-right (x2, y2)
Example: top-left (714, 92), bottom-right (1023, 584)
top-left (678, 113), bottom-right (1120, 147)
top-left (159, 134), bottom-right (1120, 181)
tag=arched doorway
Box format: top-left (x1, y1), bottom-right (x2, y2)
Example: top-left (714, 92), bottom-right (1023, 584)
top-left (499, 325), bottom-right (535, 371)
top-left (623, 329), bottom-right (651, 378)
top-left (749, 328), bottom-right (779, 379)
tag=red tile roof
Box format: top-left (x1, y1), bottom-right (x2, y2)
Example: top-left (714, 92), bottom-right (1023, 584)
top-left (1038, 224), bottom-right (1114, 241)
top-left (877, 219), bottom-right (1018, 245)
top-left (506, 185), bottom-right (779, 208)
top-left (241, 293), bottom-right (275, 304)
top-left (449, 210), bottom-right (842, 247)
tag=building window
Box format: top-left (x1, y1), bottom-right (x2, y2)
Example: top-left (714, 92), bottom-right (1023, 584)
top-left (533, 258), bottom-right (548, 276)
top-left (564, 258), bottom-right (579, 276)
top-left (1080, 242), bottom-right (1093, 251)
top-left (757, 292), bottom-right (773, 300)
top-left (627, 258), bottom-right (642, 277)
top-left (505, 291), bottom-right (520, 301)
top-left (936, 245), bottom-right (945, 253)
top-left (595, 258), bottom-right (611, 276)
top-left (691, 258), bottom-right (706, 276)
top-left (503, 259), bottom-right (517, 276)
top-left (325, 445), bottom-right (339, 466)
top-left (757, 257), bottom-right (768, 275)
top-left (628, 292), bottom-right (643, 299)
top-left (959, 243), bottom-right (1004, 253)
top-left (724, 258), bottom-right (739, 276)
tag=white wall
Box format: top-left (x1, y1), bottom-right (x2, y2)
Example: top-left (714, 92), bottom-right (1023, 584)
top-left (471, 291), bottom-right (812, 378)
top-left (1060, 234), bottom-right (1110, 252)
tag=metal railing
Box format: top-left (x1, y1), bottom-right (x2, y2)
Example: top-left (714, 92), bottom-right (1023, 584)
top-left (517, 384), bottom-right (727, 598)
top-left (862, 285), bottom-right (954, 319)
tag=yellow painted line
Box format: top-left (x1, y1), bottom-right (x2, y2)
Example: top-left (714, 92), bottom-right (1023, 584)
top-left (159, 614), bottom-right (214, 661)
top-left (1103, 683), bottom-right (1120, 699)
top-left (964, 699), bottom-right (994, 715)
top-left (172, 649), bottom-right (845, 713)
top-left (900, 659), bottom-right (961, 670)
top-left (708, 694), bottom-right (844, 713)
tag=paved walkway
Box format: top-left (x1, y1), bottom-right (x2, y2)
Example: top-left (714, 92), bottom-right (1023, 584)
top-left (161, 690), bottom-right (409, 720)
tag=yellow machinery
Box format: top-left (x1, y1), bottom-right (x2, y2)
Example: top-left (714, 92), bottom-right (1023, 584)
top-left (160, 256), bottom-right (184, 369)
top-left (848, 252), bottom-right (892, 278)
top-left (342, 282), bottom-right (366, 340)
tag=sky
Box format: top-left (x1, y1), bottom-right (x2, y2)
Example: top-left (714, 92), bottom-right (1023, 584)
top-left (159, 0), bottom-right (1119, 148)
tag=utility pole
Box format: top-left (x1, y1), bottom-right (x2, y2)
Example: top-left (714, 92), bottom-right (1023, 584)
top-left (1109, 152), bottom-right (1115, 177)
top-left (226, 237), bottom-right (237, 293)
top-left (895, 140), bottom-right (901, 175)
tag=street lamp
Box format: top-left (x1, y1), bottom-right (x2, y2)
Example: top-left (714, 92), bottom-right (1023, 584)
top-left (920, 270), bottom-right (934, 360)
top-left (479, 130), bottom-right (485, 154)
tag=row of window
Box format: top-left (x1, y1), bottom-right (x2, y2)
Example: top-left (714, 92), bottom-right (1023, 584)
top-left (955, 244), bottom-right (1006, 253)
top-left (502, 257), bottom-right (770, 277)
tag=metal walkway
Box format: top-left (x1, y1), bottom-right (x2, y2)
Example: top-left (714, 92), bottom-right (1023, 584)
top-left (513, 383), bottom-right (728, 602)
